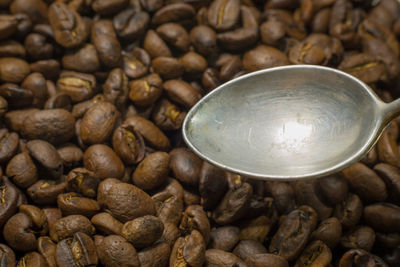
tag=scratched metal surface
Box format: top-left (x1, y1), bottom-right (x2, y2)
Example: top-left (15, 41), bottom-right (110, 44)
top-left (183, 65), bottom-right (387, 180)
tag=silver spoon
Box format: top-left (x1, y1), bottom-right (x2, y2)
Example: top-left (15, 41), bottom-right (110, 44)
top-left (182, 65), bottom-right (400, 181)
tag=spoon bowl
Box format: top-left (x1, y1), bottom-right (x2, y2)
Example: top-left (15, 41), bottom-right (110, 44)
top-left (183, 65), bottom-right (400, 180)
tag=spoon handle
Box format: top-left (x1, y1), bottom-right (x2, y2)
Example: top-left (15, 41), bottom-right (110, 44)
top-left (382, 98), bottom-right (400, 123)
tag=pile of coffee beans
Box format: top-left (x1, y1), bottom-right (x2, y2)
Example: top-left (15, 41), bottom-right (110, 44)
top-left (0, 0), bottom-right (400, 266)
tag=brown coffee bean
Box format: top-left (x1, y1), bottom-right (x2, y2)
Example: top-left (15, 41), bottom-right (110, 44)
top-left (294, 240), bottom-right (332, 267)
top-left (30, 59), bottom-right (60, 80)
top-left (170, 148), bottom-right (202, 187)
top-left (190, 25), bottom-right (218, 56)
top-left (22, 109), bottom-right (75, 145)
top-left (48, 2), bottom-right (89, 48)
top-left (17, 251), bottom-right (47, 267)
top-left (66, 168), bottom-right (98, 198)
top-left (156, 22), bottom-right (190, 52)
top-left (58, 144), bottom-right (83, 169)
top-left (6, 152), bottom-right (38, 188)
top-left (207, 0), bottom-right (240, 31)
top-left (374, 163), bottom-right (400, 204)
top-left (152, 180), bottom-right (184, 226)
top-left (57, 192), bottom-right (100, 217)
top-left (37, 236), bottom-right (57, 267)
top-left (163, 79), bottom-right (201, 109)
top-left (343, 162), bottom-right (387, 203)
top-left (123, 116), bottom-right (170, 151)
top-left (56, 232), bottom-right (98, 267)
top-left (159, 222), bottom-right (179, 247)
top-left (92, 0), bottom-right (128, 15)
top-left (83, 144), bottom-right (125, 179)
top-left (62, 44), bottom-right (100, 73)
top-left (122, 48), bottom-right (150, 80)
top-left (92, 20), bottom-right (121, 68)
top-left (91, 212), bottom-right (122, 235)
top-left (318, 174), bottom-right (349, 205)
top-left (0, 177), bottom-right (19, 227)
top-left (233, 240), bottom-right (267, 261)
top-left (0, 40), bottom-right (25, 58)
top-left (239, 215), bottom-right (272, 243)
top-left (151, 3), bottom-right (195, 26)
top-left (341, 226), bottom-right (375, 251)
top-left (10, 0), bottom-right (47, 24)
top-left (21, 72), bottom-right (47, 108)
top-left (121, 215), bottom-right (164, 248)
top-left (364, 203), bottom-right (400, 233)
top-left (111, 125), bottom-right (144, 165)
top-left (128, 73), bottom-right (163, 107)
top-left (0, 83), bottom-right (33, 108)
top-left (334, 193), bottom-right (363, 229)
top-left (3, 212), bottom-right (37, 251)
top-left (209, 226), bottom-right (240, 251)
top-left (151, 98), bottom-right (186, 131)
top-left (0, 244), bottom-right (16, 267)
top-left (140, 0), bottom-right (162, 12)
top-left (310, 217), bottom-right (342, 249)
top-left (27, 178), bottom-right (67, 205)
top-left (4, 109), bottom-right (38, 132)
top-left (138, 242), bottom-right (170, 267)
top-left (132, 151), bottom-right (169, 190)
top-left (0, 96), bottom-right (7, 116)
top-left (143, 30), bottom-right (171, 58)
top-left (96, 235), bottom-right (139, 267)
top-left (0, 57), bottom-right (30, 83)
top-left (57, 70), bottom-right (96, 103)
top-left (50, 215), bottom-right (95, 242)
top-left (24, 33), bottom-right (52, 61)
top-left (114, 9), bottom-right (149, 41)
top-left (377, 127), bottom-right (400, 167)
top-left (0, 130), bottom-right (18, 164)
top-left (45, 93), bottom-right (73, 112)
top-left (170, 230), bottom-right (206, 267)
top-left (312, 8), bottom-right (331, 33)
top-left (199, 162), bottom-right (227, 210)
top-left (180, 52), bottom-right (208, 77)
top-left (339, 248), bottom-right (387, 267)
top-left (245, 253), bottom-right (288, 267)
top-left (205, 249), bottom-right (245, 267)
top-left (242, 45), bottom-right (289, 72)
top-left (264, 182), bottom-right (295, 215)
top-left (42, 207), bottom-right (62, 226)
top-left (269, 206), bottom-right (318, 261)
top-left (102, 68), bottom-right (128, 107)
top-left (0, 15), bottom-right (17, 40)
top-left (212, 182), bottom-right (253, 225)
top-left (179, 205), bottom-right (210, 244)
top-left (80, 102), bottom-right (119, 145)
top-left (98, 181), bottom-right (155, 222)
top-left (151, 56), bottom-right (184, 80)
top-left (294, 179), bottom-right (333, 220)
top-left (27, 140), bottom-right (63, 179)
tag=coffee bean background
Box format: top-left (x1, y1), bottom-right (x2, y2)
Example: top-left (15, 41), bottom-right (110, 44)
top-left (0, 0), bottom-right (399, 266)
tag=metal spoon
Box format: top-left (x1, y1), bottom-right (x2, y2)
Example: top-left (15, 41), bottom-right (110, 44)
top-left (182, 65), bottom-right (400, 181)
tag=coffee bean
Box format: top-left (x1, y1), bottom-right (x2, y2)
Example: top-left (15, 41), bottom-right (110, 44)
top-left (170, 230), bottom-right (206, 267)
top-left (50, 215), bottom-right (95, 242)
top-left (334, 193), bottom-right (363, 229)
top-left (209, 226), bottom-right (240, 251)
top-left (37, 236), bottom-right (57, 267)
top-left (132, 151), bottom-right (169, 190)
top-left (151, 56), bottom-right (184, 79)
top-left (239, 215), bottom-right (272, 243)
top-left (242, 45), bottom-right (289, 72)
top-left (92, 20), bottom-right (121, 68)
top-left (83, 144), bottom-right (125, 179)
top-left (205, 249), bottom-right (245, 267)
top-left (121, 215), bottom-right (164, 248)
top-left (233, 240), bottom-right (267, 261)
top-left (0, 57), bottom-right (30, 83)
top-left (62, 44), bottom-right (100, 73)
top-left (207, 0), bottom-right (240, 31)
top-left (114, 9), bottom-right (149, 41)
top-left (151, 3), bottom-right (195, 26)
top-left (341, 226), bottom-right (376, 251)
top-left (364, 203), bottom-right (400, 233)
top-left (57, 192), bottom-right (100, 217)
top-left (17, 251), bottom-right (48, 267)
top-left (96, 235), bottom-right (139, 267)
top-left (0, 244), bottom-right (16, 267)
top-left (294, 240), bottom-right (332, 267)
top-left (310, 217), bottom-right (342, 249)
top-left (138, 242), bottom-right (170, 267)
top-left (122, 48), bottom-right (151, 79)
top-left (156, 22), bottom-right (190, 52)
top-left (27, 178), bottom-right (67, 205)
top-left (91, 212), bottom-right (122, 235)
top-left (143, 30), bottom-right (171, 58)
top-left (92, 0), bottom-right (128, 15)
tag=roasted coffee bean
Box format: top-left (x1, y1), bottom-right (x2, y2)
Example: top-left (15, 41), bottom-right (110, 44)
top-left (339, 249), bottom-right (387, 267)
top-left (21, 72), bottom-right (47, 108)
top-left (24, 33), bottom-right (52, 61)
top-left (245, 253), bottom-right (288, 267)
top-left (83, 144), bottom-right (125, 179)
top-left (170, 230), bottom-right (206, 267)
top-left (151, 3), bottom-right (195, 26)
top-left (48, 3), bottom-right (89, 48)
top-left (0, 130), bottom-right (18, 164)
top-left (0, 15), bottom-right (17, 40)
top-left (0, 244), bottom-right (16, 267)
top-left (37, 236), bottom-right (57, 267)
top-left (318, 174), bottom-right (348, 205)
top-left (310, 217), bottom-right (342, 249)
top-left (45, 92), bottom-right (71, 109)
top-left (364, 203), bottom-right (400, 233)
top-left (57, 71), bottom-right (96, 103)
top-left (58, 144), bottom-right (83, 169)
top-left (66, 168), bottom-right (98, 198)
top-left (22, 109), bottom-right (75, 145)
top-left (122, 48), bottom-right (150, 79)
top-left (294, 240), bottom-right (332, 267)
top-left (114, 8), bottom-right (149, 41)
top-left (209, 226), bottom-right (240, 251)
top-left (26, 139), bottom-right (63, 179)
top-left (170, 148), bottom-right (202, 187)
top-left (92, 0), bottom-right (128, 15)
top-left (0, 177), bottom-right (19, 227)
top-left (132, 151), bottom-right (169, 190)
top-left (180, 51), bottom-right (208, 77)
top-left (374, 163), bottom-right (400, 204)
top-left (56, 232), bottom-right (98, 267)
top-left (57, 192), bottom-right (100, 217)
top-left (96, 235), bottom-right (140, 267)
top-left (10, 0), bottom-right (47, 24)
top-left (17, 251), bottom-right (47, 267)
top-left (0, 83), bottom-right (33, 108)
top-left (128, 73), bottom-right (163, 107)
top-left (91, 212), bottom-right (122, 235)
top-left (121, 215), bottom-right (164, 248)
top-left (0, 57), bottom-right (30, 83)
top-left (269, 206), bottom-right (318, 261)
top-left (212, 181), bottom-right (253, 225)
top-left (123, 116), bottom-right (170, 151)
top-left (242, 45), bottom-right (289, 72)
top-left (138, 242), bottom-right (170, 267)
top-left (160, 222), bottom-right (179, 247)
top-left (98, 181), bottom-right (155, 222)
top-left (205, 249), bottom-right (245, 267)
top-left (233, 240), bottom-right (268, 261)
top-left (156, 22), bottom-right (190, 52)
top-left (207, 0), bottom-right (240, 31)
top-left (199, 162), bottom-right (228, 210)
top-left (30, 59), bottom-right (60, 80)
top-left (62, 44), bottom-right (100, 73)
top-left (0, 40), bottom-right (25, 58)
top-left (334, 193), bottom-right (363, 229)
top-left (152, 56), bottom-right (184, 80)
top-left (143, 30), bottom-right (171, 58)
top-left (27, 178), bottom-right (67, 205)
top-left (112, 125), bottom-right (145, 165)
top-left (343, 163), bottom-right (387, 203)
top-left (92, 20), bottom-right (121, 68)
top-left (190, 25), bottom-right (218, 56)
top-left (80, 102), bottom-right (119, 145)
top-left (341, 226), bottom-right (375, 251)
top-left (163, 79), bottom-right (201, 108)
top-left (50, 215), bottom-right (95, 242)
top-left (239, 215), bottom-right (272, 243)
top-left (180, 205), bottom-right (210, 244)
top-left (151, 98), bottom-right (186, 131)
